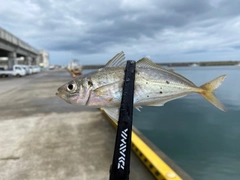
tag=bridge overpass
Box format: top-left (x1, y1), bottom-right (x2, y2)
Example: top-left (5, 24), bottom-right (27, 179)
top-left (0, 27), bottom-right (39, 69)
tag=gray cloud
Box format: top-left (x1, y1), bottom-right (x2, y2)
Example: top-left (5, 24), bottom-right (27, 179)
top-left (0, 0), bottom-right (240, 64)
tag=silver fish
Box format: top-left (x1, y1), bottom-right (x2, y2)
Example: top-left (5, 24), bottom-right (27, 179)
top-left (56, 51), bottom-right (226, 120)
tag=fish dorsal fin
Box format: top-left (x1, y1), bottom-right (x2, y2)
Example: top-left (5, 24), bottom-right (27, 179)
top-left (105, 51), bottom-right (126, 67)
top-left (136, 57), bottom-right (195, 86)
top-left (137, 57), bottom-right (167, 70)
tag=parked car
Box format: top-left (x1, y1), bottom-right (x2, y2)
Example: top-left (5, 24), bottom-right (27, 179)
top-left (30, 66), bottom-right (40, 73)
top-left (49, 65), bottom-right (55, 70)
top-left (28, 66), bottom-right (33, 74)
top-left (21, 65), bottom-right (31, 75)
top-left (33, 66), bottom-right (41, 73)
top-left (0, 65), bottom-right (26, 77)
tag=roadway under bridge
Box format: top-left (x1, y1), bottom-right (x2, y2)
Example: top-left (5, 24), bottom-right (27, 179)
top-left (0, 27), bottom-right (39, 69)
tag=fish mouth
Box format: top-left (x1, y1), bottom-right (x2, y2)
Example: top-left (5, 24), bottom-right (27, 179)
top-left (56, 90), bottom-right (71, 104)
top-left (56, 86), bottom-right (64, 99)
top-left (56, 90), bottom-right (64, 100)
top-left (56, 91), bottom-right (62, 98)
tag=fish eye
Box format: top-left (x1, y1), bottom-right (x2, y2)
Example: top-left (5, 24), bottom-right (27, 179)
top-left (68, 84), bottom-right (73, 90)
top-left (67, 83), bottom-right (77, 93)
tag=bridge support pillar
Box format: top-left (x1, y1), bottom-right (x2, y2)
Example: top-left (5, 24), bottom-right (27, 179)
top-left (32, 57), bottom-right (37, 65)
top-left (7, 52), bottom-right (17, 69)
top-left (24, 56), bottom-right (32, 65)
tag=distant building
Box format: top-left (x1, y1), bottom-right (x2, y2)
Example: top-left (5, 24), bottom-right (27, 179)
top-left (37, 50), bottom-right (49, 68)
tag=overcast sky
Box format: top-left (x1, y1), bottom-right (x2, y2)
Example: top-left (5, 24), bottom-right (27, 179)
top-left (1, 0), bottom-right (240, 65)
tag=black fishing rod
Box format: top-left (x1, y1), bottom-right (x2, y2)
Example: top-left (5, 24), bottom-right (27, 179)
top-left (109, 60), bottom-right (136, 180)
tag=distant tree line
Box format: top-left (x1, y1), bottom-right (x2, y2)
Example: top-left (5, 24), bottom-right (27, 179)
top-left (82, 60), bottom-right (240, 69)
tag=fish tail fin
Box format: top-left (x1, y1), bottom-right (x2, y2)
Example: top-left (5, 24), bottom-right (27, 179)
top-left (198, 75), bottom-right (227, 112)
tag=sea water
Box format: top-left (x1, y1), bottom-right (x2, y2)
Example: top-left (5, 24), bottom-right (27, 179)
top-left (133, 66), bottom-right (240, 180)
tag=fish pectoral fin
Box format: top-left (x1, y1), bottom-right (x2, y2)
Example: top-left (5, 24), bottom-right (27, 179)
top-left (105, 51), bottom-right (126, 67)
top-left (102, 107), bottom-right (119, 122)
top-left (93, 81), bottom-right (122, 96)
top-left (93, 84), bottom-right (113, 96)
top-left (94, 87), bottom-right (108, 96)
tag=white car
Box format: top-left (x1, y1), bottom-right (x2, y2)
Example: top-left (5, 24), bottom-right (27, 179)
top-left (30, 66), bottom-right (36, 73)
top-left (0, 65), bottom-right (26, 77)
top-left (28, 66), bottom-right (33, 74)
top-left (30, 66), bottom-right (40, 73)
top-left (20, 65), bottom-right (31, 75)
top-left (34, 66), bottom-right (41, 73)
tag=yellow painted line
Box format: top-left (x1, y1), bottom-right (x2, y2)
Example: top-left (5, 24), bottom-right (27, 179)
top-left (101, 109), bottom-right (182, 180)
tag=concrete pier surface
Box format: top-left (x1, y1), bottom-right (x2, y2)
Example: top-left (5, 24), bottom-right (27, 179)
top-left (0, 70), bottom-right (154, 180)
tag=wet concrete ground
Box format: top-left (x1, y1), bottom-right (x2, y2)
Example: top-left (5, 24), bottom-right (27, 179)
top-left (0, 70), bottom-right (153, 180)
